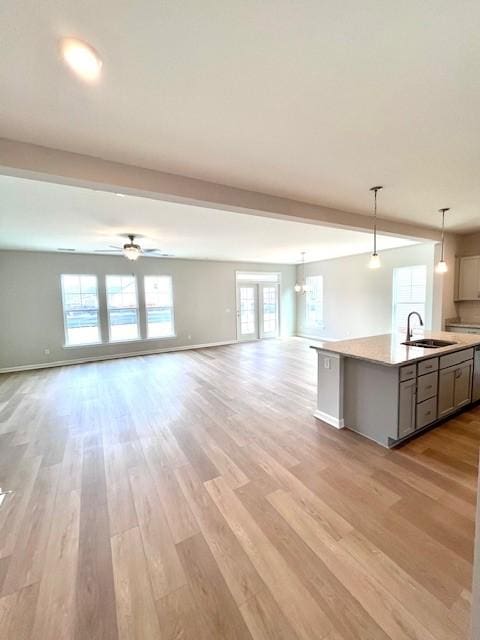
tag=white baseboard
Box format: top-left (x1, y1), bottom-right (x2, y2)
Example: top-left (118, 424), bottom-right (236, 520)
top-left (313, 409), bottom-right (345, 429)
top-left (0, 340), bottom-right (238, 374)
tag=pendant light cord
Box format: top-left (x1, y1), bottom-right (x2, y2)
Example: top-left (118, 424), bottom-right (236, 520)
top-left (441, 210), bottom-right (445, 262)
top-left (373, 189), bottom-right (377, 255)
top-left (438, 208), bottom-right (449, 262)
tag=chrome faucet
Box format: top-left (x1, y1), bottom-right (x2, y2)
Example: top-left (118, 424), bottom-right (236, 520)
top-left (406, 311), bottom-right (424, 341)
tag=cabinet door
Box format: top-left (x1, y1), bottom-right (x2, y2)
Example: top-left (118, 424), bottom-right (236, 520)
top-left (454, 361), bottom-right (472, 409)
top-left (398, 379), bottom-right (416, 438)
top-left (458, 256), bottom-right (480, 300)
top-left (438, 366), bottom-right (456, 418)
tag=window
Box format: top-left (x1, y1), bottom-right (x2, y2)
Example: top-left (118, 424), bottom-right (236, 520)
top-left (61, 275), bottom-right (100, 346)
top-left (262, 286), bottom-right (278, 335)
top-left (106, 275), bottom-right (139, 341)
top-left (305, 275), bottom-right (323, 327)
top-left (236, 271), bottom-right (280, 283)
top-left (392, 265), bottom-right (427, 333)
top-left (144, 276), bottom-right (175, 338)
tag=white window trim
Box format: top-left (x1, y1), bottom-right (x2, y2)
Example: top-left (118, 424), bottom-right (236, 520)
top-left (305, 275), bottom-right (324, 329)
top-left (144, 274), bottom-right (176, 339)
top-left (61, 274), bottom-right (101, 347)
top-left (106, 274), bottom-right (140, 343)
top-left (392, 264), bottom-right (427, 334)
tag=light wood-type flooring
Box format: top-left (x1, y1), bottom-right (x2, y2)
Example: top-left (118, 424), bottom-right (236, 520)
top-left (0, 338), bottom-right (478, 639)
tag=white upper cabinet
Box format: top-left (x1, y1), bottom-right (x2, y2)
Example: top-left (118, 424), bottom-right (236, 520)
top-left (457, 256), bottom-right (480, 301)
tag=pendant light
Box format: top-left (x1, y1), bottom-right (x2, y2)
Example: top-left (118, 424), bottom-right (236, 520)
top-left (435, 208), bottom-right (450, 274)
top-left (294, 252), bottom-right (310, 294)
top-left (368, 186), bottom-right (383, 269)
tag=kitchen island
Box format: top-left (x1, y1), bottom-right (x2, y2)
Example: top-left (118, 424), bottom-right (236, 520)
top-left (311, 331), bottom-right (480, 447)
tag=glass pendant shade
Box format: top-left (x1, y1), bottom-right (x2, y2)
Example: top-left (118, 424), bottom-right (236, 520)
top-left (435, 260), bottom-right (448, 274)
top-left (368, 253), bottom-right (381, 269)
top-left (295, 252), bottom-right (309, 294)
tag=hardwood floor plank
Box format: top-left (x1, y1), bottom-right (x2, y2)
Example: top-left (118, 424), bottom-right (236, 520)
top-left (128, 464), bottom-right (186, 600)
top-left (2, 463), bottom-right (59, 596)
top-left (155, 585), bottom-right (198, 640)
top-left (268, 488), bottom-right (438, 640)
top-left (239, 588), bottom-right (301, 640)
top-left (111, 526), bottom-right (162, 640)
top-left (31, 489), bottom-right (81, 640)
top-left (205, 475), bottom-right (333, 640)
top-left (175, 463), bottom-right (265, 606)
top-left (0, 582), bottom-right (39, 640)
top-left (141, 438), bottom-right (200, 543)
top-left (176, 532), bottom-right (254, 640)
top-left (75, 437), bottom-right (118, 640)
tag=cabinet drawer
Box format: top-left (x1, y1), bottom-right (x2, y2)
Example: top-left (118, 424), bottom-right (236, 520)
top-left (417, 371), bottom-right (438, 402)
top-left (440, 348), bottom-right (474, 370)
top-left (416, 397), bottom-right (437, 429)
top-left (418, 357), bottom-right (439, 376)
top-left (399, 364), bottom-right (416, 381)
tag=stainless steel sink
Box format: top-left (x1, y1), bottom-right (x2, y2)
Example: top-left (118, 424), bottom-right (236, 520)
top-left (402, 338), bottom-right (457, 348)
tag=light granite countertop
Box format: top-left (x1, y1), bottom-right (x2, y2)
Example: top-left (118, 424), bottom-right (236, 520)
top-left (310, 331), bottom-right (480, 367)
top-left (445, 321), bottom-right (480, 328)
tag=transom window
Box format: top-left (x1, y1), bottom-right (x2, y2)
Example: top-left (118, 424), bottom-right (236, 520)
top-left (144, 275), bottom-right (175, 338)
top-left (106, 275), bottom-right (139, 342)
top-left (305, 275), bottom-right (323, 327)
top-left (392, 265), bottom-right (427, 333)
top-left (61, 274), bottom-right (100, 346)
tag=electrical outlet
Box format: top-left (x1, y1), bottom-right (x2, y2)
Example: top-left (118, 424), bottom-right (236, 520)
top-left (187, 334), bottom-right (192, 340)
top-left (324, 357), bottom-right (331, 369)
top-left (44, 348), bottom-right (50, 355)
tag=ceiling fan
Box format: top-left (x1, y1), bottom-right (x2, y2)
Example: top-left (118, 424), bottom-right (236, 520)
top-left (94, 234), bottom-right (173, 261)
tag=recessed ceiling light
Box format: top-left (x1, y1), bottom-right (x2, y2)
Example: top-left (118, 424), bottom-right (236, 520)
top-left (60, 37), bottom-right (102, 82)
top-left (57, 247), bottom-right (76, 252)
top-left (115, 193), bottom-right (125, 197)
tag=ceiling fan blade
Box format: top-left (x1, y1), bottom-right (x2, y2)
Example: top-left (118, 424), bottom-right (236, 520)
top-left (93, 249), bottom-right (121, 253)
top-left (143, 248), bottom-right (161, 253)
top-left (109, 245), bottom-right (123, 249)
top-left (145, 252), bottom-right (174, 257)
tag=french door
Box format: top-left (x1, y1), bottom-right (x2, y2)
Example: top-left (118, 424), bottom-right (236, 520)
top-left (237, 283), bottom-right (279, 341)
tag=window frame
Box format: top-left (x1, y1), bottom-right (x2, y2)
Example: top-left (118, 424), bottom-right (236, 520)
top-left (305, 275), bottom-right (324, 328)
top-left (105, 274), bottom-right (140, 343)
top-left (144, 275), bottom-right (176, 340)
top-left (392, 264), bottom-right (427, 334)
top-left (61, 274), bottom-right (102, 347)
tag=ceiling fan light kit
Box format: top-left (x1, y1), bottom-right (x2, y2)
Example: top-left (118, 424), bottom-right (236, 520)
top-left (123, 235), bottom-right (142, 261)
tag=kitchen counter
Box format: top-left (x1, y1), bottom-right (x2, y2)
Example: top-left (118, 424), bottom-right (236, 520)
top-left (311, 331), bottom-right (480, 448)
top-left (310, 330), bottom-right (480, 367)
top-left (445, 321), bottom-right (480, 329)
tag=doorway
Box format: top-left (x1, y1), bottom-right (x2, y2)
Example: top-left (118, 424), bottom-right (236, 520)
top-left (236, 273), bottom-right (280, 341)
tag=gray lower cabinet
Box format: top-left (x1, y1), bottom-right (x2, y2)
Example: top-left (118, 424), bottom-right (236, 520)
top-left (416, 397), bottom-right (437, 429)
top-left (454, 360), bottom-right (473, 408)
top-left (398, 379), bottom-right (416, 438)
top-left (438, 361), bottom-right (473, 418)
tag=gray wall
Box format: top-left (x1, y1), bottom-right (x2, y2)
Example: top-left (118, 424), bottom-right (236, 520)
top-left (0, 251), bottom-right (296, 370)
top-left (296, 243), bottom-right (436, 340)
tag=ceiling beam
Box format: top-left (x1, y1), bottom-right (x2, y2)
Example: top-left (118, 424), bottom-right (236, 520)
top-left (0, 138), bottom-right (440, 242)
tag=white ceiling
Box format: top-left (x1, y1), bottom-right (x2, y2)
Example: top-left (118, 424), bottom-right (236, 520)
top-left (0, 176), bottom-right (418, 263)
top-left (1, 1), bottom-right (479, 232)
